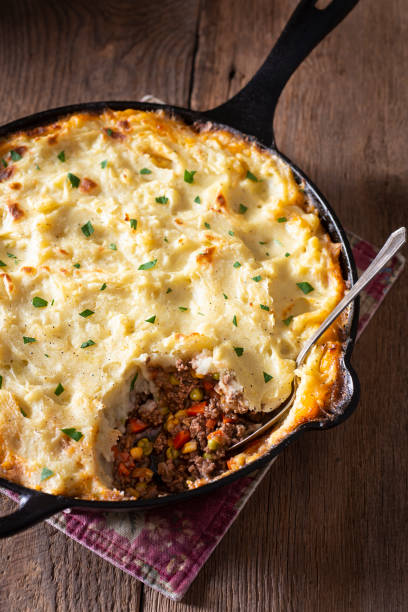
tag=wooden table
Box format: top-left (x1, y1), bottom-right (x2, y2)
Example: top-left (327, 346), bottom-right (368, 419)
top-left (0, 1), bottom-right (407, 610)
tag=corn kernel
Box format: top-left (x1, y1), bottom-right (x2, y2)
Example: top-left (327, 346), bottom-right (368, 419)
top-left (137, 437), bottom-right (153, 455)
top-left (165, 416), bottom-right (179, 433)
top-left (169, 374), bottom-right (179, 385)
top-left (166, 446), bottom-right (179, 460)
top-left (175, 409), bottom-right (187, 419)
top-left (181, 440), bottom-right (198, 454)
top-left (130, 446), bottom-right (144, 460)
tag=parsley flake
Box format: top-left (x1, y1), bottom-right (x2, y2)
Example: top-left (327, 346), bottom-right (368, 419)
top-left (80, 339), bottom-right (96, 348)
top-left (223, 293), bottom-right (228, 300)
top-left (130, 372), bottom-right (138, 391)
top-left (259, 241), bottom-right (266, 245)
top-left (145, 315), bottom-right (156, 324)
top-left (73, 263), bottom-right (81, 268)
top-left (285, 252), bottom-right (291, 257)
top-left (246, 170), bottom-right (258, 182)
top-left (297, 281), bottom-right (314, 294)
top-left (233, 261), bottom-right (241, 268)
top-left (184, 169), bottom-right (196, 184)
top-left (155, 196), bottom-right (168, 204)
top-left (100, 283), bottom-right (107, 291)
top-left (61, 428), bottom-right (83, 442)
top-left (106, 128), bottom-right (113, 136)
top-left (57, 151), bottom-right (66, 162)
top-left (194, 196), bottom-right (201, 204)
top-left (23, 336), bottom-right (36, 344)
top-left (164, 237), bottom-right (169, 243)
top-left (67, 172), bottom-right (80, 188)
top-left (54, 383), bottom-right (64, 396)
top-left (263, 372), bottom-right (273, 383)
top-left (1, 158), bottom-right (7, 168)
top-left (138, 259), bottom-right (157, 271)
top-left (20, 407), bottom-right (28, 417)
top-left (277, 217), bottom-right (287, 223)
top-left (44, 354), bottom-right (49, 358)
top-left (41, 467), bottom-right (54, 481)
top-left (140, 168), bottom-right (152, 175)
top-left (7, 253), bottom-right (17, 259)
top-left (233, 347), bottom-right (244, 357)
top-left (260, 304), bottom-right (270, 311)
top-left (79, 309), bottom-right (94, 318)
top-left (32, 296), bottom-right (48, 308)
top-left (81, 221), bottom-right (94, 237)
top-left (232, 315), bottom-right (237, 327)
top-left (10, 150), bottom-right (22, 161)
top-left (101, 159), bottom-right (108, 168)
top-left (35, 164), bottom-right (41, 170)
top-left (228, 230), bottom-right (234, 236)
top-left (109, 243), bottom-right (117, 250)
top-left (283, 315), bottom-right (294, 326)
top-left (252, 275), bottom-right (262, 282)
top-left (178, 306), bottom-right (188, 312)
top-left (238, 203), bottom-right (248, 215)
top-left (0, 260), bottom-right (6, 267)
top-left (130, 218), bottom-right (137, 230)
top-left (0, 375), bottom-right (2, 389)
top-left (166, 288), bottom-right (172, 294)
top-left (204, 222), bottom-right (211, 229)
top-left (50, 299), bottom-right (54, 306)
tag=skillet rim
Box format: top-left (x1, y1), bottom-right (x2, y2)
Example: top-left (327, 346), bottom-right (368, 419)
top-left (0, 100), bottom-right (360, 513)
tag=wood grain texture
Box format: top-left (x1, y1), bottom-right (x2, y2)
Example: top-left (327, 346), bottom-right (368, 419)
top-left (1, 1), bottom-right (407, 611)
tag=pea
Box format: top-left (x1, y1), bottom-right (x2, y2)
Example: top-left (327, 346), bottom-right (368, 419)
top-left (202, 452), bottom-right (214, 460)
top-left (208, 437), bottom-right (220, 451)
top-left (137, 437), bottom-right (153, 456)
top-left (166, 446), bottom-right (179, 460)
top-left (189, 387), bottom-right (203, 401)
top-left (212, 372), bottom-right (220, 380)
top-left (130, 446), bottom-right (144, 460)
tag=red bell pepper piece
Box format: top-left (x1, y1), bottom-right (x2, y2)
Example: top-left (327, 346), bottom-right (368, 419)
top-left (186, 401), bottom-right (207, 416)
top-left (128, 418), bottom-right (148, 433)
top-left (172, 430), bottom-right (191, 449)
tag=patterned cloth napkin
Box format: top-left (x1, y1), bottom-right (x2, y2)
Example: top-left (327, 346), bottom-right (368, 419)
top-left (1, 232), bottom-right (405, 600)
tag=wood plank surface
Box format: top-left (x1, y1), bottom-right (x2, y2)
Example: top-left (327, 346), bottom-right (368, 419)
top-left (0, 1), bottom-right (407, 611)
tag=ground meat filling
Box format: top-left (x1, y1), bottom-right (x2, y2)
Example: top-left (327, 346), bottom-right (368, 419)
top-left (112, 361), bottom-right (259, 499)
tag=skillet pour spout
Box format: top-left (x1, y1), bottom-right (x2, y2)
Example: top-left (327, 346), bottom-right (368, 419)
top-left (0, 0), bottom-right (361, 537)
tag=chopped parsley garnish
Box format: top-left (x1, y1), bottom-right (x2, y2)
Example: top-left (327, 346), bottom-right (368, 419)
top-left (184, 169), bottom-right (196, 184)
top-left (109, 243), bottom-right (117, 250)
top-left (81, 221), bottom-right (94, 237)
top-left (263, 372), bottom-right (273, 383)
top-left (101, 159), bottom-right (108, 168)
top-left (1, 158), bottom-right (7, 167)
top-left (178, 306), bottom-right (188, 312)
top-left (79, 309), bottom-right (94, 318)
top-left (194, 196), bottom-right (201, 204)
top-left (223, 293), bottom-right (228, 299)
top-left (166, 288), bottom-right (172, 294)
top-left (140, 168), bottom-right (152, 175)
top-left (130, 218), bottom-right (137, 230)
top-left (285, 252), bottom-right (290, 257)
top-left (252, 275), bottom-right (262, 282)
top-left (106, 128), bottom-right (113, 136)
top-left (35, 164), bottom-right (41, 170)
top-left (232, 315), bottom-right (238, 327)
top-left (130, 372), bottom-right (138, 391)
top-left (246, 170), bottom-right (258, 182)
top-left (297, 281), bottom-right (314, 294)
top-left (61, 428), bottom-right (83, 442)
top-left (50, 299), bottom-right (54, 306)
top-left (145, 315), bottom-right (156, 323)
top-left (204, 222), bottom-right (211, 229)
top-left (10, 150), bottom-right (22, 161)
top-left (277, 217), bottom-right (287, 223)
top-left (20, 407), bottom-right (28, 417)
top-left (54, 383), bottom-right (64, 396)
top-left (7, 253), bottom-right (17, 259)
top-left (138, 259), bottom-right (157, 270)
top-left (155, 196), bottom-right (168, 204)
top-left (0, 260), bottom-right (6, 267)
top-left (259, 241), bottom-right (266, 245)
top-left (57, 151), bottom-right (66, 162)
top-left (32, 296), bottom-right (48, 308)
top-left (0, 375), bottom-right (2, 389)
top-left (80, 339), bottom-right (95, 348)
top-left (73, 263), bottom-right (81, 268)
top-left (233, 347), bottom-right (244, 357)
top-left (23, 336), bottom-right (36, 344)
top-left (283, 315), bottom-right (294, 326)
top-left (228, 230), bottom-right (234, 236)
top-left (233, 261), bottom-right (241, 268)
top-left (265, 252), bottom-right (270, 256)
top-left (164, 237), bottom-right (169, 243)
top-left (100, 283), bottom-right (107, 291)
top-left (44, 354), bottom-right (49, 358)
top-left (67, 172), bottom-right (80, 188)
top-left (40, 468), bottom-right (54, 481)
top-left (238, 203), bottom-right (248, 214)
top-left (260, 304), bottom-right (270, 311)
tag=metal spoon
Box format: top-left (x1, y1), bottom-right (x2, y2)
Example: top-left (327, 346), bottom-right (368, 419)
top-left (229, 227), bottom-right (406, 453)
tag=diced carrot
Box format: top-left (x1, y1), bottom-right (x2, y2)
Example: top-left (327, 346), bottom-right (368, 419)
top-left (173, 430), bottom-right (191, 450)
top-left (118, 462), bottom-right (130, 476)
top-left (203, 380), bottom-right (213, 392)
top-left (222, 416), bottom-right (236, 424)
top-left (186, 401), bottom-right (206, 416)
top-left (205, 418), bottom-right (216, 431)
top-left (208, 429), bottom-right (224, 439)
top-left (128, 418), bottom-right (148, 433)
top-left (227, 459), bottom-right (233, 470)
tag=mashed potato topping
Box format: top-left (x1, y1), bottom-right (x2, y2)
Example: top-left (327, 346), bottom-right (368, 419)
top-left (0, 110), bottom-right (345, 499)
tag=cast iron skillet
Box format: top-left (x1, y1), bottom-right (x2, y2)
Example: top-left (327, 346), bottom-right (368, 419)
top-left (0, 0), bottom-right (361, 536)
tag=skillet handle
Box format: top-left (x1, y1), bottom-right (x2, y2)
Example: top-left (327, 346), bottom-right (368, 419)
top-left (0, 487), bottom-right (69, 538)
top-left (205, 0), bottom-right (360, 146)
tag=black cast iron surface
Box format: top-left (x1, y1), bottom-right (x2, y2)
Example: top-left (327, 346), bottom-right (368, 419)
top-left (0, 0), bottom-right (361, 536)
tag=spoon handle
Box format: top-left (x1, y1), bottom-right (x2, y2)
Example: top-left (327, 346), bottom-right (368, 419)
top-left (296, 227), bottom-right (406, 366)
